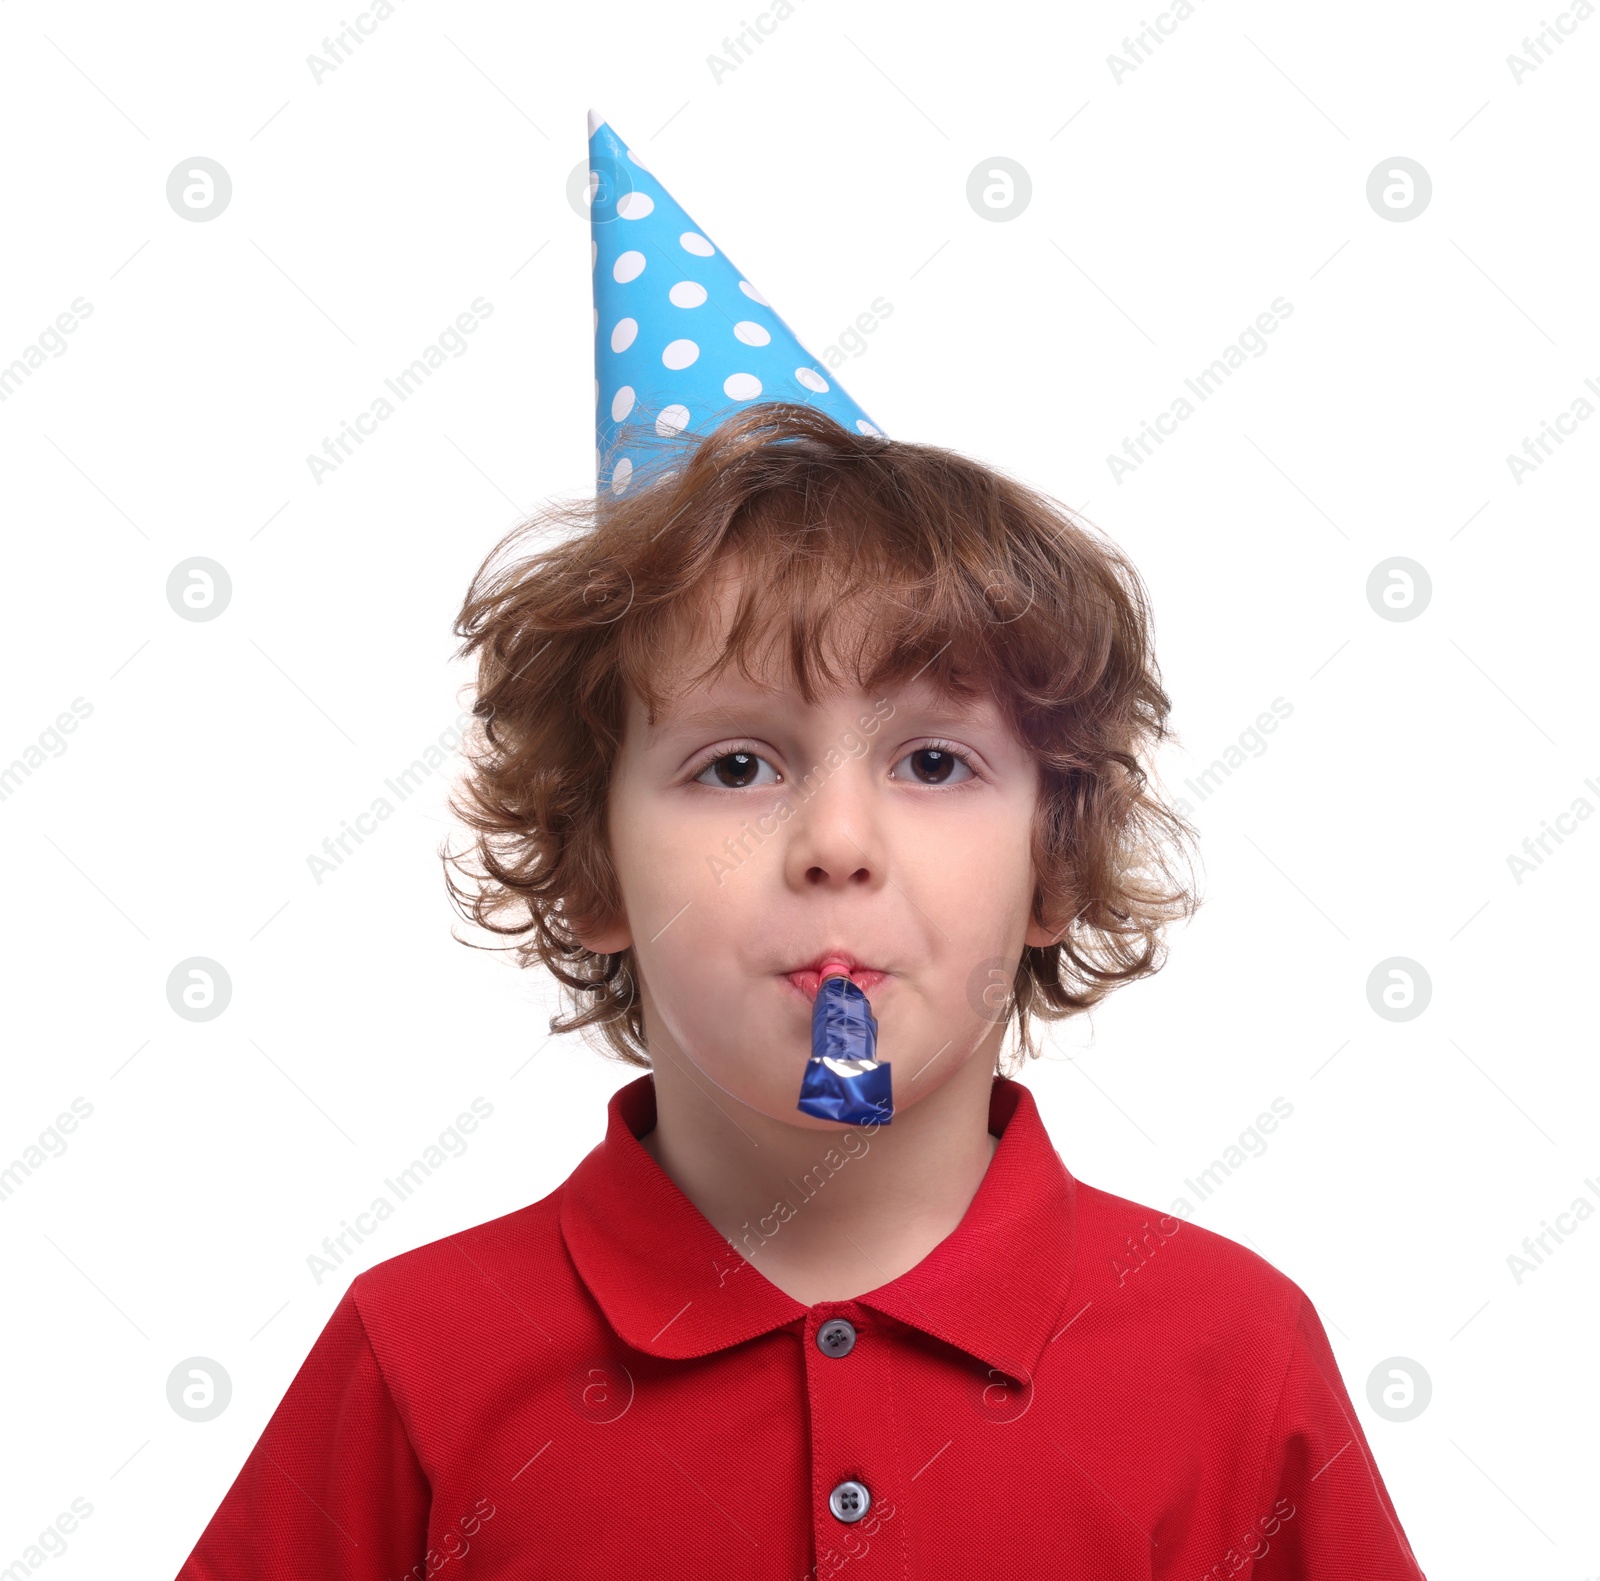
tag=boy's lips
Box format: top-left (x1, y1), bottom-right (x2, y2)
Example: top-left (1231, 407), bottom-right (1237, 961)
top-left (783, 956), bottom-right (888, 1003)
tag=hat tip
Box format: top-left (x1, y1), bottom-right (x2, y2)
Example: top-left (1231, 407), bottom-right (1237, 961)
top-left (587, 107), bottom-right (605, 137)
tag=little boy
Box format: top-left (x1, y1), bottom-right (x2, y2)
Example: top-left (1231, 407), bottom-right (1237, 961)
top-left (174, 115), bottom-right (1428, 1579)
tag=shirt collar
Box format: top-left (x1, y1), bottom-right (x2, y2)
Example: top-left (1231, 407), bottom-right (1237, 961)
top-left (559, 1072), bottom-right (1079, 1385)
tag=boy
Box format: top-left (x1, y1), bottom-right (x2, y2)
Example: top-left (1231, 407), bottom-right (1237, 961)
top-left (174, 115), bottom-right (1428, 1578)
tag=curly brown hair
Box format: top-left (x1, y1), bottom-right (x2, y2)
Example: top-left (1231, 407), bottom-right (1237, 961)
top-left (443, 401), bottom-right (1199, 1077)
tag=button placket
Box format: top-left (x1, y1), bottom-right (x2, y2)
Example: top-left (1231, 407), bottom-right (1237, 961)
top-left (802, 1303), bottom-right (908, 1575)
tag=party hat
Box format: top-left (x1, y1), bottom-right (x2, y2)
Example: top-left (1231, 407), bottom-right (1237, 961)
top-left (588, 109), bottom-right (883, 496)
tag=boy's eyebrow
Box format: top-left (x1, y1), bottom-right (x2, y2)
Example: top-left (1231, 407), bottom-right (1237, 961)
top-left (649, 690), bottom-right (998, 739)
top-left (646, 702), bottom-right (747, 740)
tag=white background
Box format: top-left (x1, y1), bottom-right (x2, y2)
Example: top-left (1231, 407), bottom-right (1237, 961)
top-left (2, 0), bottom-right (1596, 1576)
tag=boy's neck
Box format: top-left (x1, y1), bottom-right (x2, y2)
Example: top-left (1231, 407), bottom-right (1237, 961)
top-left (636, 1048), bottom-right (1004, 1308)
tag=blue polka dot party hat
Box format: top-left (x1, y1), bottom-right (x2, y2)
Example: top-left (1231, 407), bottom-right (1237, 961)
top-left (588, 108), bottom-right (883, 496)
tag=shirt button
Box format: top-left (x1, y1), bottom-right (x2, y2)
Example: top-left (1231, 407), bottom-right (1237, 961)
top-left (828, 1480), bottom-right (872, 1523)
top-left (816, 1318), bottom-right (857, 1357)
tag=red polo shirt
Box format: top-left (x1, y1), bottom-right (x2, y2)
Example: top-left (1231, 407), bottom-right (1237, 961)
top-left (175, 1074), bottom-right (1428, 1578)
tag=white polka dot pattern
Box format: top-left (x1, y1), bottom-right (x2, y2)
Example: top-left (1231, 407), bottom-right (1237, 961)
top-left (588, 110), bottom-right (883, 494)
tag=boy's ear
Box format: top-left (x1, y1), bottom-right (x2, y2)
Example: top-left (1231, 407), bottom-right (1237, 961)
top-left (574, 912), bottom-right (633, 956)
top-left (1023, 893), bottom-right (1071, 950)
top-left (1023, 915), bottom-right (1059, 950)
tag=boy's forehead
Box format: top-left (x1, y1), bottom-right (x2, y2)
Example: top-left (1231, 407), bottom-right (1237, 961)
top-left (629, 549), bottom-right (1008, 739)
top-left (635, 667), bottom-right (1000, 739)
top-left (656, 553), bottom-right (891, 679)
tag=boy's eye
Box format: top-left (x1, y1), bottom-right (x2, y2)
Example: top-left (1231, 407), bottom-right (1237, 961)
top-left (691, 743), bottom-right (976, 789)
top-left (694, 750), bottom-right (778, 790)
top-left (891, 745), bottom-right (975, 786)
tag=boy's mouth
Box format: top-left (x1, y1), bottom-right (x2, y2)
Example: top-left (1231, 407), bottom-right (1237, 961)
top-left (783, 954), bottom-right (888, 1003)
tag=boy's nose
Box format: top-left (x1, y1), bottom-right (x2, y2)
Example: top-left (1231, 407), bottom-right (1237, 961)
top-left (784, 836), bottom-right (877, 893)
top-left (774, 756), bottom-right (892, 891)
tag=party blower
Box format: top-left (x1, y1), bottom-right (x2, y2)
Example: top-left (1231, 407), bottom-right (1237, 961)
top-left (797, 964), bottom-right (894, 1125)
